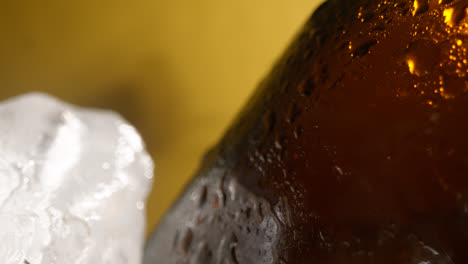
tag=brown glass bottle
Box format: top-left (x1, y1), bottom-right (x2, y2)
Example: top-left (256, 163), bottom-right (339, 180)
top-left (145, 0), bottom-right (468, 263)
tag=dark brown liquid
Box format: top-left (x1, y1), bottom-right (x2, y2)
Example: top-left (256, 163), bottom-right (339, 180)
top-left (145, 0), bottom-right (468, 263)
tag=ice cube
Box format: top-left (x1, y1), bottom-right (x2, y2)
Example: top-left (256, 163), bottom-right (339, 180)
top-left (0, 93), bottom-right (154, 264)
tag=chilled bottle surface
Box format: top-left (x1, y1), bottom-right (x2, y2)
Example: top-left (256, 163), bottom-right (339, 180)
top-left (145, 0), bottom-right (468, 263)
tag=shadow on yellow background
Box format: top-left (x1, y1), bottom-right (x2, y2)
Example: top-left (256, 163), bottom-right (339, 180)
top-left (0, 0), bottom-right (321, 235)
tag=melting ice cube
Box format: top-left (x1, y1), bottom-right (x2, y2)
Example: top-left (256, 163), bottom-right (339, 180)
top-left (0, 93), bottom-right (154, 264)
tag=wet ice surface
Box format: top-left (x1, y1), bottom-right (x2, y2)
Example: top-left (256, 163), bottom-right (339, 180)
top-left (0, 93), bottom-right (154, 264)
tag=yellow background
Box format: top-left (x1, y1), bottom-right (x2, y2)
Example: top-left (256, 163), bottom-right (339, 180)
top-left (0, 0), bottom-right (321, 235)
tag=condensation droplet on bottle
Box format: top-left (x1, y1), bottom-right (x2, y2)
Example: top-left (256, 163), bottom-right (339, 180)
top-left (198, 185), bottom-right (208, 207)
top-left (262, 110), bottom-right (277, 135)
top-left (181, 228), bottom-right (194, 254)
top-left (286, 104), bottom-right (301, 123)
top-left (172, 230), bottom-right (180, 250)
top-left (273, 197), bottom-right (292, 227)
top-left (216, 190), bottom-right (227, 209)
top-left (216, 174), bottom-right (227, 208)
top-left (228, 233), bottom-right (240, 264)
top-left (280, 80), bottom-right (289, 93)
top-left (256, 202), bottom-right (264, 221)
top-left (294, 126), bottom-right (303, 139)
top-left (444, 1), bottom-right (468, 27)
top-left (412, 0), bottom-right (429, 16)
top-left (335, 166), bottom-right (343, 175)
top-left (245, 207), bottom-right (252, 219)
top-left (439, 0), bottom-right (454, 5)
top-left (405, 39), bottom-right (441, 76)
top-left (231, 246), bottom-right (239, 264)
top-left (274, 139), bottom-right (283, 150)
top-left (228, 178), bottom-right (237, 201)
top-left (191, 242), bottom-right (212, 264)
top-left (297, 78), bottom-right (314, 96)
top-left (351, 39), bottom-right (377, 58)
